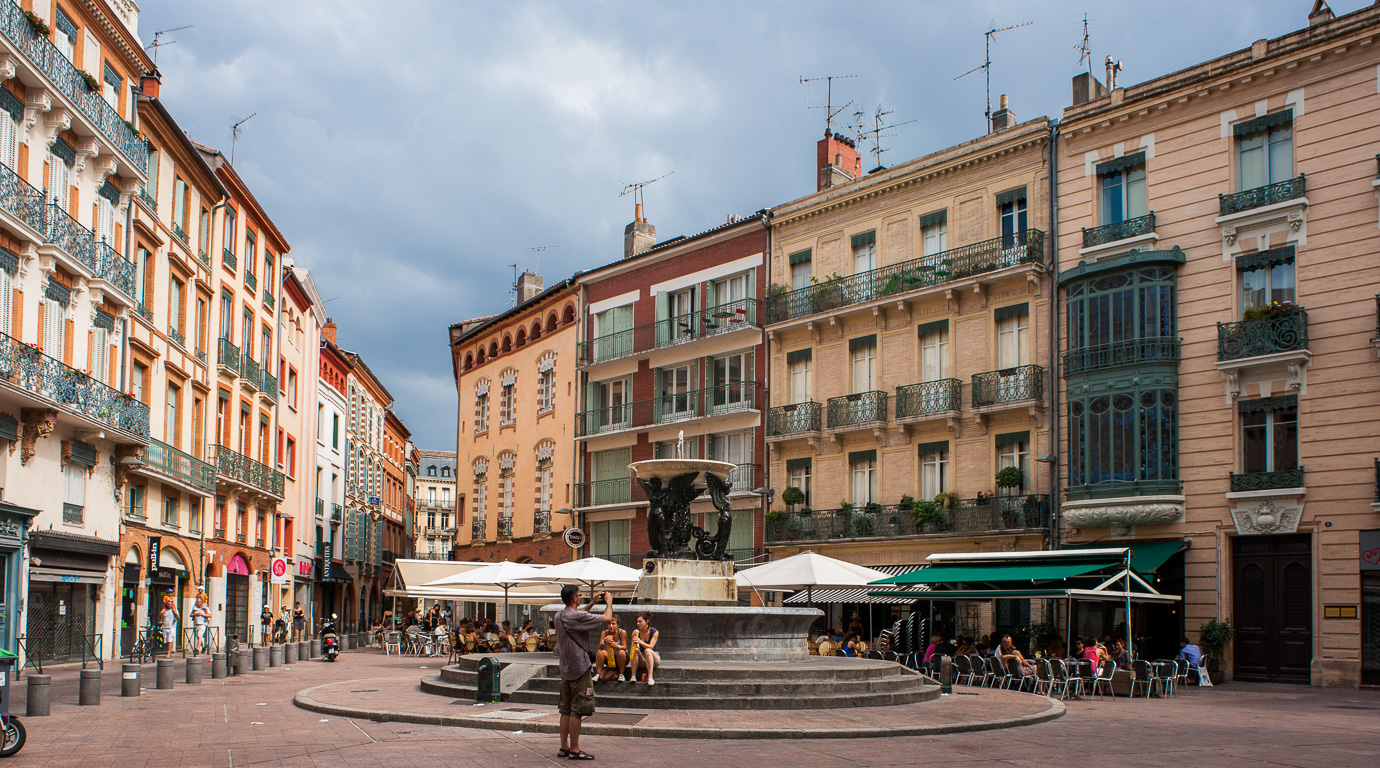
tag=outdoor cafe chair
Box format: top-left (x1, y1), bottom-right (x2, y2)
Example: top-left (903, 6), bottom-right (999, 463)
top-left (1005, 656), bottom-right (1037, 692)
top-left (817, 640), bottom-right (838, 657)
top-left (1091, 659), bottom-right (1117, 699)
top-left (382, 631), bottom-right (402, 656)
top-left (1131, 659), bottom-right (1163, 698)
top-left (984, 656), bottom-right (1011, 689)
top-left (1032, 658), bottom-right (1057, 697)
top-left (953, 654), bottom-right (974, 685)
top-left (1154, 660), bottom-right (1178, 697)
top-left (970, 655), bottom-right (994, 686)
top-left (807, 638), bottom-right (820, 656)
top-left (1173, 658), bottom-right (1191, 688)
top-left (1051, 657), bottom-right (1083, 699)
top-left (524, 635), bottom-right (540, 652)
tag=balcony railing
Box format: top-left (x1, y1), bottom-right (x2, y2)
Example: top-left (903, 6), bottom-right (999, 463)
top-left (214, 528), bottom-right (226, 539)
top-left (895, 379), bottom-right (961, 419)
top-left (0, 160), bottom-right (45, 233)
top-left (137, 186), bottom-right (156, 212)
top-left (766, 401), bottom-right (822, 437)
top-left (1064, 478), bottom-right (1183, 501)
top-left (1229, 468), bottom-right (1304, 492)
top-left (315, 498), bottom-right (324, 517)
top-left (63, 502), bottom-right (83, 525)
top-left (497, 517), bottom-right (513, 539)
top-left (211, 445), bottom-right (285, 497)
top-left (223, 248), bottom-right (237, 272)
top-left (261, 371), bottom-right (278, 402)
top-left (236, 533), bottom-right (246, 544)
top-left (199, 247), bottom-right (209, 266)
top-left (256, 537), bottom-right (266, 548)
top-left (263, 289), bottom-right (275, 311)
top-left (1063, 338), bottom-right (1180, 376)
top-left (579, 298), bottom-right (763, 366)
top-left (767, 230), bottom-right (1046, 324)
top-left (726, 463), bottom-right (759, 493)
top-left (971, 365), bottom-right (1044, 407)
top-left (0, 330), bottom-right (150, 437)
top-left (0, 0), bottom-right (148, 171)
top-left (1082, 212), bottom-right (1155, 248)
top-left (1375, 458), bottom-right (1379, 502)
top-left (576, 382), bottom-right (761, 437)
top-left (534, 509), bottom-right (550, 536)
top-left (826, 391), bottom-right (888, 429)
top-left (143, 439), bottom-right (216, 493)
top-left (242, 356), bottom-right (261, 389)
top-left (134, 303), bottom-right (153, 322)
top-left (245, 271), bottom-right (257, 292)
top-left (766, 495), bottom-right (1051, 544)
top-left (46, 201), bottom-right (95, 271)
top-left (168, 328), bottom-right (185, 348)
top-left (331, 503), bottom-right (343, 523)
top-left (94, 240), bottom-right (135, 299)
top-left (1217, 311), bottom-right (1309, 361)
top-left (1219, 175), bottom-right (1305, 216)
top-left (471, 518), bottom-right (485, 540)
top-left (172, 224), bottom-right (189, 247)
top-left (574, 478), bottom-right (639, 508)
top-left (195, 348), bottom-right (207, 365)
top-left (218, 338), bottom-right (241, 376)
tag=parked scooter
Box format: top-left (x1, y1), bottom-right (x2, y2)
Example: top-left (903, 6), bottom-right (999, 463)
top-left (321, 614), bottom-right (340, 662)
top-left (0, 712), bottom-right (24, 758)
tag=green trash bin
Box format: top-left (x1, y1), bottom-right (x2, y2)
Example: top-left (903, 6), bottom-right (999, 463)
top-left (475, 656), bottom-right (501, 703)
top-left (0, 650), bottom-right (14, 717)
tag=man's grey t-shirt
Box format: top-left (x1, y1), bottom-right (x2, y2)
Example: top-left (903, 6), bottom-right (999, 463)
top-left (554, 606), bottom-right (605, 681)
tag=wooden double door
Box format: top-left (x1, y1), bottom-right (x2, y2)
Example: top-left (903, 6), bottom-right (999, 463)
top-left (1232, 535), bottom-right (1311, 684)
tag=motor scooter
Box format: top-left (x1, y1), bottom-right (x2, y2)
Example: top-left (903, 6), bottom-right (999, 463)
top-left (0, 650), bottom-right (24, 757)
top-left (321, 614), bottom-right (340, 662)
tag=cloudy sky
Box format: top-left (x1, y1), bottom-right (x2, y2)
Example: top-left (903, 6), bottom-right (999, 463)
top-left (136, 0), bottom-right (1337, 448)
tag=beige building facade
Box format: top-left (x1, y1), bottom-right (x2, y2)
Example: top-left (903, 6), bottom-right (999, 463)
top-left (414, 449), bottom-right (457, 560)
top-left (1055, 4), bottom-right (1380, 687)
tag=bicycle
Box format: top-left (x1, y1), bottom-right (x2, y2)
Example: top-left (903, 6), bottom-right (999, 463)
top-left (128, 625), bottom-right (163, 664)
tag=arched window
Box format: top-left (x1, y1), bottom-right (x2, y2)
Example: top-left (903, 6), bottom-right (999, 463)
top-left (463, 352), bottom-right (473, 370)
top-left (546, 313), bottom-right (558, 333)
top-left (488, 341), bottom-right (499, 358)
top-left (473, 378), bottom-right (491, 434)
top-left (516, 328), bottom-right (527, 347)
top-left (536, 352), bottom-right (557, 413)
top-left (501, 335), bottom-right (512, 353)
top-left (562, 304), bottom-right (576, 325)
top-left (531, 321), bottom-right (543, 340)
top-left (499, 368), bottom-right (518, 426)
top-left (534, 440), bottom-right (554, 534)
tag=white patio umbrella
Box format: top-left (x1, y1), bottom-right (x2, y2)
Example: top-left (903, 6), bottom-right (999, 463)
top-left (516, 557), bottom-right (644, 599)
top-left (422, 561), bottom-right (553, 619)
top-left (734, 550), bottom-right (893, 606)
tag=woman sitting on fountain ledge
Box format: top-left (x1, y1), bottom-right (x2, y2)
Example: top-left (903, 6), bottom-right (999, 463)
top-left (595, 617), bottom-right (629, 682)
top-left (628, 612), bottom-right (661, 685)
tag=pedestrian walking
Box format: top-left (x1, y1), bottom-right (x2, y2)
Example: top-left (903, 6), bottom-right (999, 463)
top-left (292, 602), bottom-right (306, 642)
top-left (260, 605), bottom-right (273, 645)
top-left (190, 592), bottom-right (211, 654)
top-left (553, 585), bottom-right (612, 760)
top-left (159, 591), bottom-right (178, 658)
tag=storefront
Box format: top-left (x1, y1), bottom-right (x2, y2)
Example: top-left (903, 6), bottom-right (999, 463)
top-left (146, 545), bottom-right (190, 648)
top-left (120, 550), bottom-right (140, 655)
top-left (225, 553), bottom-right (251, 643)
top-left (294, 557), bottom-right (313, 628)
top-left (0, 501), bottom-right (38, 654)
top-left (1360, 529), bottom-right (1380, 687)
top-left (26, 531), bottom-right (117, 663)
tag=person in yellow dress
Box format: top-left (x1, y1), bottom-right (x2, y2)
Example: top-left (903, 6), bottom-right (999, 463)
top-left (594, 616), bottom-right (628, 682)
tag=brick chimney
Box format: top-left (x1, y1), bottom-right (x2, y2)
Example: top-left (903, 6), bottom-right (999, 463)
top-left (623, 204), bottom-right (656, 260)
top-left (990, 94), bottom-right (1017, 132)
top-left (322, 318), bottom-right (337, 345)
top-left (817, 130), bottom-right (860, 192)
top-left (140, 69), bottom-right (161, 99)
top-left (516, 270), bottom-right (544, 303)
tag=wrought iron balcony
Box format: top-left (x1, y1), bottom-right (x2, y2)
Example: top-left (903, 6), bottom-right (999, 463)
top-left (534, 509), bottom-right (550, 536)
top-left (218, 338), bottom-right (242, 376)
top-left (1217, 310), bottom-right (1308, 361)
top-left (766, 401), bottom-right (822, 437)
top-left (214, 528), bottom-right (226, 539)
top-left (1063, 338), bottom-right (1180, 376)
top-left (172, 224), bottom-right (189, 247)
top-left (134, 303), bottom-right (153, 322)
top-left (0, 329), bottom-right (150, 437)
top-left (211, 444), bottom-right (285, 498)
top-left (245, 270), bottom-right (257, 292)
top-left (137, 186), bottom-right (157, 212)
top-left (579, 299), bottom-right (763, 366)
top-left (236, 533), bottom-right (246, 544)
top-left (1230, 468), bottom-right (1304, 492)
top-left (94, 240), bottom-right (135, 300)
top-left (471, 518), bottom-right (485, 540)
top-left (577, 383), bottom-right (761, 437)
top-left (826, 391), bottom-right (888, 429)
top-left (727, 463), bottom-right (759, 492)
top-left (1219, 175), bottom-right (1305, 216)
top-left (766, 230), bottom-right (1045, 324)
top-left (195, 348), bottom-right (207, 365)
top-left (1064, 478), bottom-right (1183, 501)
top-left (497, 517), bottom-right (513, 540)
top-left (261, 371), bottom-right (278, 402)
top-left (765, 495), bottom-right (1051, 544)
top-left (199, 248), bottom-right (209, 266)
top-left (574, 478), bottom-right (639, 508)
top-left (0, 1), bottom-right (148, 171)
top-left (256, 537), bottom-right (266, 548)
top-left (223, 248), bottom-right (237, 272)
top-left (971, 365), bottom-right (1044, 407)
top-left (142, 439), bottom-right (215, 493)
top-left (895, 379), bottom-right (961, 419)
top-left (263, 289), bottom-right (275, 311)
top-left (242, 356), bottom-right (261, 390)
top-left (1082, 212), bottom-right (1155, 249)
top-left (46, 201), bottom-right (95, 272)
top-left (0, 160), bottom-right (45, 233)
top-left (315, 498), bottom-right (324, 517)
top-left (332, 503), bottom-right (343, 523)
top-left (168, 328), bottom-right (185, 348)
top-left (63, 502), bottom-right (83, 525)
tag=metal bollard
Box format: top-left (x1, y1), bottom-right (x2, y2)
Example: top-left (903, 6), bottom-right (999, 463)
top-left (26, 675), bottom-right (51, 716)
top-left (310, 639), bottom-right (322, 657)
top-left (269, 644), bottom-right (283, 667)
top-left (186, 656), bottom-right (204, 684)
top-left (252, 646), bottom-right (267, 671)
top-left (284, 642), bottom-right (298, 664)
top-left (212, 652), bottom-right (228, 679)
top-left (78, 668), bottom-right (101, 705)
top-left (121, 663), bottom-right (140, 697)
top-left (939, 655), bottom-right (953, 695)
top-left (339, 634), bottom-right (350, 652)
top-left (298, 641), bottom-right (310, 660)
top-left (237, 648), bottom-right (252, 675)
top-left (156, 658), bottom-right (175, 689)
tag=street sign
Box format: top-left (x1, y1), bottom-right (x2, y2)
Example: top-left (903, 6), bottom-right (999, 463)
top-left (148, 536), bottom-right (161, 573)
top-left (270, 556), bottom-right (290, 584)
top-left (368, 496), bottom-right (381, 506)
top-left (562, 526), bottom-right (585, 550)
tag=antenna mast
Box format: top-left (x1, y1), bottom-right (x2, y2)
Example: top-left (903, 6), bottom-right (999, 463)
top-left (620, 172), bottom-right (674, 218)
top-left (521, 245), bottom-right (558, 276)
top-left (146, 24), bottom-right (192, 66)
top-left (230, 113), bottom-right (257, 164)
top-left (1076, 14), bottom-right (1093, 76)
top-left (954, 20), bottom-right (1033, 134)
top-left (858, 107), bottom-right (917, 170)
top-left (800, 74), bottom-right (857, 135)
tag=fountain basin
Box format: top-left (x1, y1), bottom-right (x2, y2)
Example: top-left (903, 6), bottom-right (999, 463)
top-left (628, 459), bottom-right (737, 485)
top-left (541, 603), bottom-right (823, 662)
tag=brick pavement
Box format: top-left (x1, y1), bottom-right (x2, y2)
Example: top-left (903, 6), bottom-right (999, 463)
top-left (7, 649), bottom-right (1380, 767)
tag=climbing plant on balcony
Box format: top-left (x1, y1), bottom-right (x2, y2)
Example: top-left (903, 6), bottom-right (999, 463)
top-left (1241, 300), bottom-right (1301, 322)
top-left (77, 69), bottom-right (100, 92)
top-left (23, 10), bottom-right (50, 36)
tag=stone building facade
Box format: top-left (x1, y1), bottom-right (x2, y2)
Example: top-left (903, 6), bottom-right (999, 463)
top-left (414, 448), bottom-right (458, 560)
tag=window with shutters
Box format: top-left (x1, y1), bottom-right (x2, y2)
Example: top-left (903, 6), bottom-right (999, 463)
top-left (919, 325), bottom-right (949, 381)
top-left (53, 11), bottom-right (76, 61)
top-left (261, 324), bottom-right (271, 363)
top-left (0, 107), bottom-right (16, 170)
top-left (64, 462), bottom-right (86, 523)
top-left (0, 267), bottom-right (12, 337)
top-left (788, 352), bottom-right (812, 404)
top-left (166, 382), bottom-right (181, 447)
top-left (538, 367), bottom-right (555, 412)
top-left (91, 326), bottom-right (108, 384)
top-left (224, 207), bottom-right (236, 255)
top-left (48, 147), bottom-right (70, 209)
top-left (96, 193), bottom-right (114, 245)
top-left (163, 495), bottom-right (179, 528)
top-left (246, 230), bottom-right (257, 277)
top-left (42, 296), bottom-right (64, 359)
top-left (169, 277), bottom-right (184, 341)
top-left (173, 178), bottom-right (187, 234)
top-left (500, 380), bottom-right (516, 426)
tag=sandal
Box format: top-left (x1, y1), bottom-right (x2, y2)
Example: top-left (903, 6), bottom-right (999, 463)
top-left (557, 749), bottom-right (571, 758)
top-left (568, 750), bottom-right (596, 760)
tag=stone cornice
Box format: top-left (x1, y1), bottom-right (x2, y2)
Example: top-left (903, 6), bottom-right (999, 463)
top-left (79, 0), bottom-right (155, 75)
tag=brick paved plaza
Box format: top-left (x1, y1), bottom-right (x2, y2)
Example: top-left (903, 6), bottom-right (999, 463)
top-left (6, 647), bottom-right (1379, 767)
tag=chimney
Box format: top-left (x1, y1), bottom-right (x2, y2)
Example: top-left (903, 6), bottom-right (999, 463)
top-left (140, 69), bottom-right (161, 99)
top-left (1308, 0), bottom-right (1334, 27)
top-left (322, 318), bottom-right (337, 345)
top-left (516, 270), bottom-right (544, 303)
top-left (990, 94), bottom-right (1017, 132)
top-left (816, 130), bottom-right (860, 192)
top-left (1071, 72), bottom-right (1108, 106)
top-left (623, 203), bottom-right (656, 260)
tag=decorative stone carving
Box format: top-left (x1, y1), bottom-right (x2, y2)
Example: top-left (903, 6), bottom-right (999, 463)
top-left (0, 54), bottom-right (16, 82)
top-left (1231, 499), bottom-right (1303, 536)
top-left (0, 518), bottom-right (20, 539)
top-left (474, 378), bottom-right (490, 397)
top-left (22, 88), bottom-right (50, 143)
top-left (19, 408), bottom-right (57, 466)
top-left (1062, 501), bottom-right (1184, 537)
top-left (94, 156), bottom-right (119, 185)
top-left (43, 106), bottom-right (71, 148)
top-left (73, 138), bottom-right (100, 176)
top-left (498, 453), bottom-right (515, 472)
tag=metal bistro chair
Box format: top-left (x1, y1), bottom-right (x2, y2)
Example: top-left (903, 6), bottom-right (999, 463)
top-left (383, 631), bottom-right (403, 656)
top-left (1173, 658), bottom-right (1191, 689)
top-left (953, 654), bottom-right (975, 685)
top-left (1032, 658), bottom-right (1057, 697)
top-left (1091, 659), bottom-right (1117, 699)
top-left (1131, 659), bottom-right (1163, 698)
top-left (970, 655), bottom-right (994, 687)
top-left (1005, 656), bottom-right (1037, 692)
top-left (986, 656), bottom-right (1012, 689)
top-left (1154, 660), bottom-right (1178, 697)
top-left (1051, 657), bottom-right (1083, 699)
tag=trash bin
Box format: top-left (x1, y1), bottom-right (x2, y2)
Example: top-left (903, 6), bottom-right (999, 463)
top-left (475, 656), bottom-right (501, 703)
top-left (0, 650), bottom-right (14, 717)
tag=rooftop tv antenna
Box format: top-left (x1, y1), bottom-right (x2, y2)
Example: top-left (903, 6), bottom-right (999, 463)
top-left (620, 172), bottom-right (674, 216)
top-left (954, 20), bottom-right (1033, 134)
top-left (1076, 14), bottom-right (1093, 75)
top-left (859, 106), bottom-right (918, 170)
top-left (230, 113), bottom-right (257, 164)
top-left (800, 74), bottom-right (857, 135)
top-left (146, 24), bottom-right (192, 66)
top-left (521, 245), bottom-right (558, 275)
top-left (508, 263), bottom-right (520, 307)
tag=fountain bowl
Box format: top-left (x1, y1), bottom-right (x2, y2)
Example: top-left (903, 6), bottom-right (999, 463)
top-left (629, 459), bottom-right (737, 487)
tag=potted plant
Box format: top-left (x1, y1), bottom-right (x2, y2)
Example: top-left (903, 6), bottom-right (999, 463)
top-left (77, 69), bottom-right (100, 92)
top-left (932, 491), bottom-right (957, 511)
top-left (1242, 299), bottom-right (1302, 322)
top-left (23, 10), bottom-right (50, 37)
top-left (781, 485), bottom-right (805, 513)
top-left (1199, 619), bottom-right (1235, 684)
top-left (995, 465), bottom-right (1025, 491)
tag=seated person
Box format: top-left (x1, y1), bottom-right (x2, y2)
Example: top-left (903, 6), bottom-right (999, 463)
top-left (935, 635), bottom-right (958, 659)
top-left (1083, 637), bottom-right (1103, 666)
top-left (841, 631), bottom-right (861, 657)
top-left (594, 617), bottom-right (629, 681)
top-left (499, 620), bottom-right (516, 650)
top-left (998, 636), bottom-right (1036, 679)
top-left (922, 633), bottom-right (942, 665)
top-left (954, 637), bottom-right (976, 656)
top-left (1111, 638), bottom-right (1131, 669)
top-left (1178, 636), bottom-right (1203, 668)
top-left (1045, 636), bottom-right (1066, 659)
top-left (627, 611), bottom-right (660, 685)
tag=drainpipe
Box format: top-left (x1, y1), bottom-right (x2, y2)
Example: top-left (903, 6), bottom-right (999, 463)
top-left (1047, 122), bottom-right (1061, 553)
top-left (564, 276), bottom-right (582, 561)
top-left (758, 210), bottom-right (771, 562)
top-left (118, 194), bottom-right (135, 392)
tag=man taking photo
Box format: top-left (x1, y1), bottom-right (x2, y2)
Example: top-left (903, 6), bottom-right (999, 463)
top-left (554, 585), bottom-right (613, 760)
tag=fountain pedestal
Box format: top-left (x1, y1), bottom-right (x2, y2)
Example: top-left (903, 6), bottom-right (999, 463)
top-left (634, 558), bottom-right (737, 605)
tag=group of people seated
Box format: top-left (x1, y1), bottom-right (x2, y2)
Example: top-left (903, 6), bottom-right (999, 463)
top-left (592, 612), bottom-right (661, 685)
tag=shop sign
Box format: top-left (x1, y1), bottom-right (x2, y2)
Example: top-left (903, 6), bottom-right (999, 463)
top-left (270, 556), bottom-right (290, 584)
top-left (148, 536), bottom-right (161, 573)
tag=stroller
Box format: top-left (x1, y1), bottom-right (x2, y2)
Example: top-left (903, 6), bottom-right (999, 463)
top-left (272, 618), bottom-right (289, 644)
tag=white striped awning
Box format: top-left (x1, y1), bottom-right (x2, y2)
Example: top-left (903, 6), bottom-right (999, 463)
top-left (782, 564), bottom-right (930, 605)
